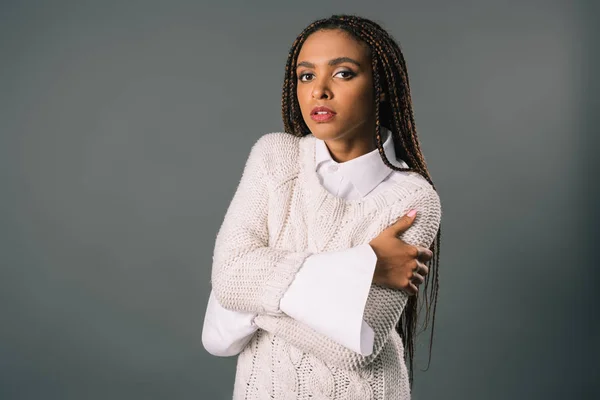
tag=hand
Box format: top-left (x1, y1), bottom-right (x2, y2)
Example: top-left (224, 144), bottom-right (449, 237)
top-left (368, 209), bottom-right (433, 295)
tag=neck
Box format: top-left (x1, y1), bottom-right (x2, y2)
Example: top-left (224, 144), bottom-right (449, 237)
top-left (323, 127), bottom-right (381, 163)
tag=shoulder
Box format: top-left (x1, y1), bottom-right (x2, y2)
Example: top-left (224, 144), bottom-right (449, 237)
top-left (251, 132), bottom-right (309, 182)
top-left (252, 132), bottom-right (303, 160)
top-left (387, 170), bottom-right (441, 216)
top-left (388, 168), bottom-right (433, 192)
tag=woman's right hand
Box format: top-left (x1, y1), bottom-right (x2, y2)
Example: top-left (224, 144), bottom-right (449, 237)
top-left (368, 210), bottom-right (433, 295)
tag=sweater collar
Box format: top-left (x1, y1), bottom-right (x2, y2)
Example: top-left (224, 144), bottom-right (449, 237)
top-left (314, 127), bottom-right (408, 198)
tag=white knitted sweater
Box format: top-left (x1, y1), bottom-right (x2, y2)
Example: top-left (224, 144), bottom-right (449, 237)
top-left (211, 132), bottom-right (442, 400)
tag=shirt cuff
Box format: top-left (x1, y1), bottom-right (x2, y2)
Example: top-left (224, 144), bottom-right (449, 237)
top-left (279, 244), bottom-right (377, 355)
top-left (202, 290), bottom-right (258, 357)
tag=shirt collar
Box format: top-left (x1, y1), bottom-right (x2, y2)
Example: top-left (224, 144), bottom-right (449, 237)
top-left (314, 127), bottom-right (408, 198)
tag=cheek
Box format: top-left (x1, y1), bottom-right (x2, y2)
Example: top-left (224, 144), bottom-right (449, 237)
top-left (295, 86), bottom-right (311, 114)
top-left (343, 84), bottom-right (375, 116)
top-left (355, 79), bottom-right (375, 101)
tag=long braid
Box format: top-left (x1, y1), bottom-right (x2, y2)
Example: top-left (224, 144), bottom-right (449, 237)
top-left (372, 57), bottom-right (384, 160)
top-left (345, 20), bottom-right (421, 177)
top-left (281, 14), bottom-right (442, 388)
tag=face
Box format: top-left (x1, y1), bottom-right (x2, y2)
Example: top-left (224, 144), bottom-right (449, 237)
top-left (295, 29), bottom-right (376, 142)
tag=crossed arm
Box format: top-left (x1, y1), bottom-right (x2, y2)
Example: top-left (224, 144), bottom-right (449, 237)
top-left (203, 243), bottom-right (378, 357)
top-left (207, 134), bottom-right (441, 369)
top-left (251, 189), bottom-right (441, 370)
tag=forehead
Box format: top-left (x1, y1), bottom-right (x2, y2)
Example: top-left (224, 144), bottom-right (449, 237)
top-left (297, 29), bottom-right (371, 63)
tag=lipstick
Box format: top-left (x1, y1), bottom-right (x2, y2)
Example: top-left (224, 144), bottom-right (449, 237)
top-left (310, 106), bottom-right (336, 122)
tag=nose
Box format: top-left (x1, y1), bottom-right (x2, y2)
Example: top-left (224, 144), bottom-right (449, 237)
top-left (311, 79), bottom-right (332, 100)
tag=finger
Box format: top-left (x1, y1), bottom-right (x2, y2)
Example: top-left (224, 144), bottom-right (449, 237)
top-left (416, 246), bottom-right (433, 262)
top-left (415, 261), bottom-right (429, 277)
top-left (410, 272), bottom-right (425, 285)
top-left (388, 209), bottom-right (417, 236)
top-left (407, 282), bottom-right (419, 296)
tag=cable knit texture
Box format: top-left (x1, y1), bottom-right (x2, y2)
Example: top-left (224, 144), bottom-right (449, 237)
top-left (211, 132), bottom-right (442, 400)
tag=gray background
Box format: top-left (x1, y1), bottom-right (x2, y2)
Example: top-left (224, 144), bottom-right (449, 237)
top-left (1, 0), bottom-right (598, 399)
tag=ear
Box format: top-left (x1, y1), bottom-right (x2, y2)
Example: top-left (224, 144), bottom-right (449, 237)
top-left (379, 92), bottom-right (386, 102)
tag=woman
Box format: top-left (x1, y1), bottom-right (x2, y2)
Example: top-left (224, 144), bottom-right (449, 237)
top-left (203, 14), bottom-right (442, 399)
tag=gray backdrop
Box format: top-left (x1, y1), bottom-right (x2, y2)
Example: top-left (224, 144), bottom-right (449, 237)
top-left (1, 0), bottom-right (598, 399)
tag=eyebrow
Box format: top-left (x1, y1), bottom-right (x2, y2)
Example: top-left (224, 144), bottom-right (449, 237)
top-left (296, 57), bottom-right (361, 69)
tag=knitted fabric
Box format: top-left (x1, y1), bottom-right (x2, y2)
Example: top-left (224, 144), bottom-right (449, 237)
top-left (211, 132), bottom-right (442, 399)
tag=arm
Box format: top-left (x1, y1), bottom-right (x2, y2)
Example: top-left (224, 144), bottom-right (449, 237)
top-left (203, 244), bottom-right (376, 357)
top-left (253, 187), bottom-right (442, 371)
top-left (211, 134), bottom-right (313, 315)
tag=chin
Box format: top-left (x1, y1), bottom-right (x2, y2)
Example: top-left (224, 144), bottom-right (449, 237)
top-left (306, 123), bottom-right (344, 140)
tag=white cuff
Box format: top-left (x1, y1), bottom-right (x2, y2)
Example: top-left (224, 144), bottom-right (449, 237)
top-left (202, 290), bottom-right (258, 357)
top-left (280, 244), bottom-right (377, 355)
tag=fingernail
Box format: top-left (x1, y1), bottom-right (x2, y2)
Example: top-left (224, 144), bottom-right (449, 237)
top-left (407, 209), bottom-right (417, 218)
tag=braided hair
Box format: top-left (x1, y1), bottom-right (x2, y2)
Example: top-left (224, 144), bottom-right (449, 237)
top-left (281, 14), bottom-right (442, 387)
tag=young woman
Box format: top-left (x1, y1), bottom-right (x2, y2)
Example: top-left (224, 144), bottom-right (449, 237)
top-left (203, 14), bottom-right (442, 400)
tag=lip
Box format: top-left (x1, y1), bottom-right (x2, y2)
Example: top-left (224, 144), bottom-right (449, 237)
top-left (311, 106), bottom-right (336, 115)
top-left (310, 106), bottom-right (336, 122)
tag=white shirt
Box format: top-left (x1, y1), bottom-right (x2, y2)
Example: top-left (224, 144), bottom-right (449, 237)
top-left (202, 127), bottom-right (409, 357)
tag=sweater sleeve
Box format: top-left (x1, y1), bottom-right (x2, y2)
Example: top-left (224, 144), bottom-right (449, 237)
top-left (211, 134), bottom-right (313, 315)
top-left (252, 187), bottom-right (441, 371)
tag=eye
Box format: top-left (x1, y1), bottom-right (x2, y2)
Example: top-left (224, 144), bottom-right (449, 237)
top-left (298, 72), bottom-right (314, 82)
top-left (334, 70), bottom-right (356, 79)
